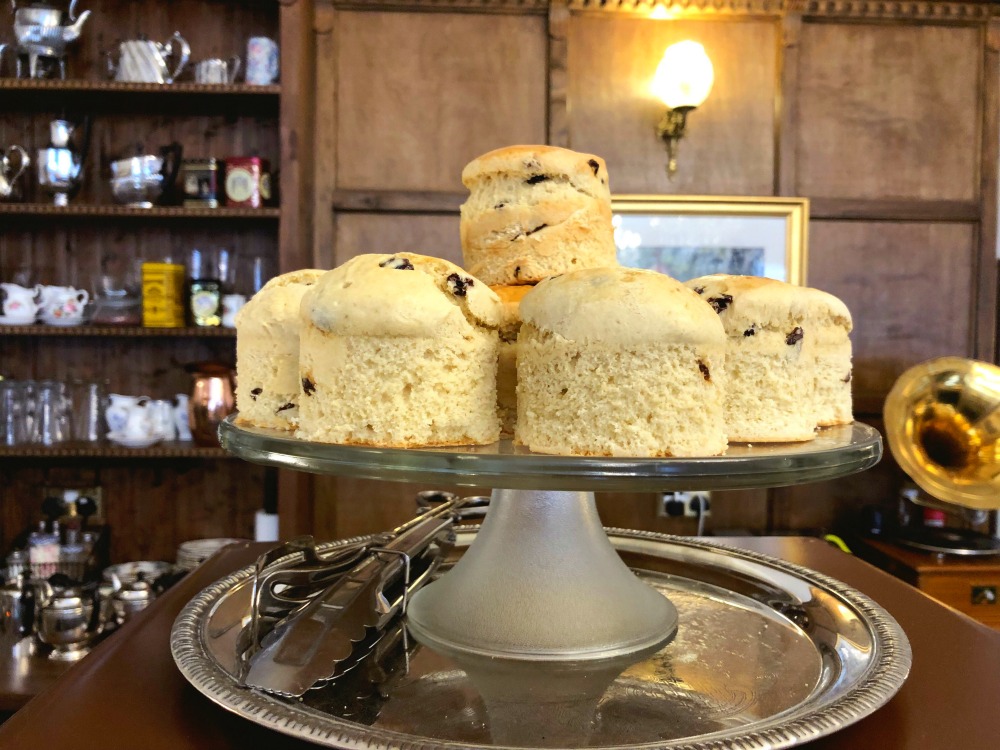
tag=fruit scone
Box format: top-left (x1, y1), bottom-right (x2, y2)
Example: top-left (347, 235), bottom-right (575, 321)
top-left (297, 253), bottom-right (503, 447)
top-left (234, 269), bottom-right (326, 430)
top-left (685, 274), bottom-right (852, 442)
top-left (516, 266), bottom-right (728, 457)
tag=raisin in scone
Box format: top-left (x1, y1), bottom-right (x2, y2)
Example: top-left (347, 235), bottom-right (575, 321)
top-left (297, 253), bottom-right (503, 447)
top-left (491, 284), bottom-right (532, 437)
top-left (234, 269), bottom-right (325, 430)
top-left (460, 145), bottom-right (618, 286)
top-left (685, 275), bottom-right (853, 442)
top-left (516, 267), bottom-right (727, 457)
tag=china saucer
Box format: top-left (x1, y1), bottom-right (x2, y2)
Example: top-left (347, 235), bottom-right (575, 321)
top-left (40, 316), bottom-right (85, 327)
top-left (107, 432), bottom-right (161, 449)
top-left (0, 315), bottom-right (38, 326)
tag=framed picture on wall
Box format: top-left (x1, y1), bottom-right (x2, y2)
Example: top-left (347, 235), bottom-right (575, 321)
top-left (611, 196), bottom-right (809, 285)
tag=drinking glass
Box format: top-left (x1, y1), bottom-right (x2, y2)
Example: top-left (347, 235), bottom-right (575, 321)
top-left (0, 381), bottom-right (19, 446)
top-left (228, 253), bottom-right (274, 297)
top-left (36, 380), bottom-right (69, 446)
top-left (71, 380), bottom-right (104, 442)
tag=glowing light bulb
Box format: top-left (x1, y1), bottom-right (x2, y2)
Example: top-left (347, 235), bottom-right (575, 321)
top-left (651, 41), bottom-right (714, 110)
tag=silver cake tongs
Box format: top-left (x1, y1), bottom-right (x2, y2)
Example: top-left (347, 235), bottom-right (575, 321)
top-left (241, 500), bottom-right (460, 697)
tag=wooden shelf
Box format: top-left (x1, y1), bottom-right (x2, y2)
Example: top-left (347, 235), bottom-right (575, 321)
top-left (0, 79), bottom-right (280, 114)
top-left (0, 204), bottom-right (280, 220)
top-left (0, 325), bottom-right (236, 337)
top-left (0, 79), bottom-right (280, 95)
top-left (0, 441), bottom-right (231, 459)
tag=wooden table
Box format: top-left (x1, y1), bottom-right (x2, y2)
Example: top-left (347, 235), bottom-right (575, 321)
top-left (0, 642), bottom-right (74, 713)
top-left (2, 537), bottom-right (999, 749)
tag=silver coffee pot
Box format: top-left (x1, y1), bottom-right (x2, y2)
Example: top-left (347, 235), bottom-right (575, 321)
top-left (0, 144), bottom-right (30, 201)
top-left (37, 117), bottom-right (88, 206)
top-left (105, 32), bottom-right (190, 85)
top-left (11, 0), bottom-right (91, 79)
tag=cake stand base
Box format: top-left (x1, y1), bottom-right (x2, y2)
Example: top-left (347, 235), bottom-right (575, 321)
top-left (406, 488), bottom-right (678, 660)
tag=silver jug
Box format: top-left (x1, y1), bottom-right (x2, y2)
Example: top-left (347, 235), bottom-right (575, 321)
top-left (0, 573), bottom-right (33, 654)
top-left (0, 144), bottom-right (29, 201)
top-left (106, 32), bottom-right (190, 84)
top-left (37, 118), bottom-right (87, 206)
top-left (11, 0), bottom-right (91, 79)
top-left (35, 580), bottom-right (104, 660)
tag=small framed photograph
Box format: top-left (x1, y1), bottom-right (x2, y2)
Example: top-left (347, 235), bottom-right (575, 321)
top-left (612, 195), bottom-right (809, 285)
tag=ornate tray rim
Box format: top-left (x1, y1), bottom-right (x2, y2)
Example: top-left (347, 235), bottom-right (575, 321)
top-left (170, 531), bottom-right (911, 750)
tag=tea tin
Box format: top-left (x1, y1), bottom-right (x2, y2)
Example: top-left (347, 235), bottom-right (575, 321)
top-left (180, 158), bottom-right (220, 209)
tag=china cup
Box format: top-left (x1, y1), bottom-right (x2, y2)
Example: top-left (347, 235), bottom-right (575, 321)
top-left (0, 282), bottom-right (42, 322)
top-left (221, 293), bottom-right (246, 328)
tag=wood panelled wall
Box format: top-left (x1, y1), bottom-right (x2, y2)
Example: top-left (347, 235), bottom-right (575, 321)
top-left (292, 0), bottom-right (999, 541)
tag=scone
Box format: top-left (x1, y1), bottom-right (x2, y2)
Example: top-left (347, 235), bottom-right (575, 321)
top-left (297, 253), bottom-right (503, 447)
top-left (516, 267), bottom-right (727, 457)
top-left (460, 145), bottom-right (619, 286)
top-left (491, 284), bottom-right (533, 437)
top-left (685, 275), bottom-right (853, 442)
top-left (234, 269), bottom-right (325, 430)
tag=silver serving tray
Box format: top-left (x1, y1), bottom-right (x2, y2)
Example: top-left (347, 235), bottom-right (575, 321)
top-left (171, 529), bottom-right (911, 750)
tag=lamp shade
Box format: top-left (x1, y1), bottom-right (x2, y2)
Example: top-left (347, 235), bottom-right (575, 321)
top-left (651, 41), bottom-right (714, 109)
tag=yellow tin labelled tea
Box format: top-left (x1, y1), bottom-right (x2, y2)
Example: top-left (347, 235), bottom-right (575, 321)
top-left (142, 262), bottom-right (186, 327)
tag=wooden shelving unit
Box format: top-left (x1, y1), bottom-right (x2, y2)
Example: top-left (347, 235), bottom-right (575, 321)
top-left (0, 325), bottom-right (236, 337)
top-left (0, 0), bottom-right (299, 563)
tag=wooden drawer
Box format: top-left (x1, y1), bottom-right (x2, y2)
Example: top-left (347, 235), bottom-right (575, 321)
top-left (919, 572), bottom-right (1000, 628)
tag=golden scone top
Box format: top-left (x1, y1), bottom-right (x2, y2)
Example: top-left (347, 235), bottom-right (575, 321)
top-left (461, 144), bottom-right (610, 195)
top-left (234, 268), bottom-right (325, 331)
top-left (520, 267), bottom-right (725, 347)
top-left (685, 274), bottom-right (853, 334)
top-left (301, 252), bottom-right (502, 338)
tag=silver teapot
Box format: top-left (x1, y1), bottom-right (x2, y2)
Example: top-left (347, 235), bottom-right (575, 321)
top-left (35, 581), bottom-right (104, 661)
top-left (0, 144), bottom-right (29, 201)
top-left (106, 32), bottom-right (190, 85)
top-left (37, 117), bottom-right (88, 206)
top-left (11, 0), bottom-right (91, 79)
top-left (110, 574), bottom-right (157, 624)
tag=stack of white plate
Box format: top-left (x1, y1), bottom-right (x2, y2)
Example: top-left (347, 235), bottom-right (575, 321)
top-left (176, 538), bottom-right (249, 571)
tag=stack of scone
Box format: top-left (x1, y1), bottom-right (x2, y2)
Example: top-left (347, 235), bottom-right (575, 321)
top-left (296, 253), bottom-right (503, 447)
top-left (233, 144), bottom-right (855, 457)
top-left (460, 145), bottom-right (620, 434)
top-left (684, 274), bottom-right (853, 442)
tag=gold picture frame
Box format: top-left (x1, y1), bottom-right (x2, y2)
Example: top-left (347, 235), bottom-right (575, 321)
top-left (611, 195), bottom-right (809, 286)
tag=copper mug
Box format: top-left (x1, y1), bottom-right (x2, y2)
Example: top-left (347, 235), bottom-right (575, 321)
top-left (186, 362), bottom-right (234, 447)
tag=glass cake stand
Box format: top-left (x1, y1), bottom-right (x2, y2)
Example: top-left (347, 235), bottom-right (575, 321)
top-left (171, 417), bottom-right (909, 749)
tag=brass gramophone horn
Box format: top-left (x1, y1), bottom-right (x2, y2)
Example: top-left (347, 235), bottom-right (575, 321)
top-left (885, 357), bottom-right (1000, 511)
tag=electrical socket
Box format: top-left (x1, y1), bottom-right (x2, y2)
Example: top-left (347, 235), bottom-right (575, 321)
top-left (43, 486), bottom-right (104, 518)
top-left (658, 491), bottom-right (711, 518)
top-left (682, 491), bottom-right (711, 518)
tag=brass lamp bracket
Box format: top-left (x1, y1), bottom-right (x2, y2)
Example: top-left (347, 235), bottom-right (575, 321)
top-left (656, 105), bottom-right (693, 179)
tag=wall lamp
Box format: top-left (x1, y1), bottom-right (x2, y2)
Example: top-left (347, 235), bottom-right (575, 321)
top-left (651, 40), bottom-right (714, 179)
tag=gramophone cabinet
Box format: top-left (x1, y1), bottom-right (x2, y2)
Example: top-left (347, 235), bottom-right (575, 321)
top-left (858, 538), bottom-right (1000, 630)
